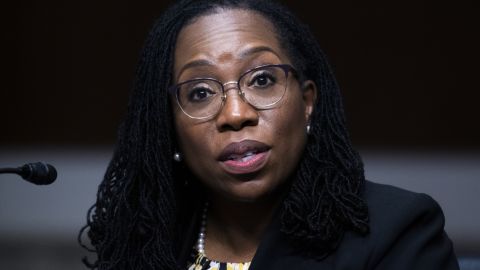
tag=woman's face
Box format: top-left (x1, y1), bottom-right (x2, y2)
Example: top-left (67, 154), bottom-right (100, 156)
top-left (173, 9), bottom-right (316, 202)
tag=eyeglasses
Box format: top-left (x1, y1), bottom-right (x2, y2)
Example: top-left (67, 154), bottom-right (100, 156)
top-left (169, 64), bottom-right (296, 119)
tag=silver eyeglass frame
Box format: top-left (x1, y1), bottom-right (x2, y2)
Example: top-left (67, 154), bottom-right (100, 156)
top-left (169, 64), bottom-right (297, 120)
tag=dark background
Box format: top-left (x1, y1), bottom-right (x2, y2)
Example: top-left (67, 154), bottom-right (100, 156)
top-left (2, 0), bottom-right (479, 150)
top-left (1, 2), bottom-right (479, 269)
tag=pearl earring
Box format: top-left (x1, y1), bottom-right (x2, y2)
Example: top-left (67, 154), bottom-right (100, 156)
top-left (306, 124), bottom-right (311, 135)
top-left (173, 152), bottom-right (182, 162)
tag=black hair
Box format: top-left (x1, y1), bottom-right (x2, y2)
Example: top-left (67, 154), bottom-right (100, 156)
top-left (79, 0), bottom-right (369, 269)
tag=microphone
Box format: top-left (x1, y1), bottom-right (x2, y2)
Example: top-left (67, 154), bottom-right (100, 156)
top-left (0, 162), bottom-right (57, 185)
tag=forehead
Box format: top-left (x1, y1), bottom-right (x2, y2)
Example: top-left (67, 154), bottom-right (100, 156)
top-left (174, 9), bottom-right (288, 79)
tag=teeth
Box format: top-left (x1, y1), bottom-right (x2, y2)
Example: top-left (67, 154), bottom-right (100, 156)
top-left (229, 151), bottom-right (256, 161)
top-left (244, 151), bottom-right (254, 157)
top-left (241, 154), bottom-right (256, 162)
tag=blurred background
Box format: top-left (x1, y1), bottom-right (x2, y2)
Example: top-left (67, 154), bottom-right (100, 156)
top-left (1, 0), bottom-right (479, 269)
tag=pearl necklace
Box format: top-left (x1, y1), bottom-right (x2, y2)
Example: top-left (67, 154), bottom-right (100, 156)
top-left (195, 202), bottom-right (208, 255)
top-left (193, 203), bottom-right (252, 270)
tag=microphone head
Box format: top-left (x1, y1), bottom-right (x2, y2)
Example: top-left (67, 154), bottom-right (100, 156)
top-left (20, 162), bottom-right (57, 185)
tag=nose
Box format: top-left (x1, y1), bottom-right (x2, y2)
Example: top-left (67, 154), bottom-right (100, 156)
top-left (215, 84), bottom-right (259, 131)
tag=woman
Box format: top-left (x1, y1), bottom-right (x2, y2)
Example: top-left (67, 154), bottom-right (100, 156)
top-left (80, 0), bottom-right (459, 269)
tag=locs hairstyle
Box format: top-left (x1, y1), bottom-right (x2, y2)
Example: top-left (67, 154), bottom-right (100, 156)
top-left (79, 0), bottom-right (369, 269)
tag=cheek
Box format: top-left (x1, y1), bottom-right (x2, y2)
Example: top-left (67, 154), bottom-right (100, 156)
top-left (173, 101), bottom-right (206, 153)
top-left (174, 115), bottom-right (217, 175)
top-left (261, 89), bottom-right (308, 174)
top-left (268, 91), bottom-right (307, 140)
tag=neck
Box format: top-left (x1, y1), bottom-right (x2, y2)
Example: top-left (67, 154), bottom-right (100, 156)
top-left (203, 194), bottom-right (283, 262)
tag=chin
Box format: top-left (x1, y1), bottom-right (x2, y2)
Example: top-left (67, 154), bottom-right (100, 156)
top-left (223, 180), bottom-right (285, 203)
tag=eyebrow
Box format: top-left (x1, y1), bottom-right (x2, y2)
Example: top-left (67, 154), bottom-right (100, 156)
top-left (177, 46), bottom-right (280, 79)
top-left (238, 46), bottom-right (279, 59)
top-left (178, 59), bottom-right (215, 78)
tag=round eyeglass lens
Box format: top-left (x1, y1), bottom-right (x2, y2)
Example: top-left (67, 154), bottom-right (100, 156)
top-left (176, 79), bottom-right (223, 118)
top-left (239, 66), bottom-right (288, 108)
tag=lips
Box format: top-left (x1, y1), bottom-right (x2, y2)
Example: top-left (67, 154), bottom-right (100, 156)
top-left (218, 140), bottom-right (271, 175)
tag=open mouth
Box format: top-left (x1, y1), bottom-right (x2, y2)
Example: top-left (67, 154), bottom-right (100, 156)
top-left (218, 140), bottom-right (271, 175)
top-left (226, 150), bottom-right (261, 162)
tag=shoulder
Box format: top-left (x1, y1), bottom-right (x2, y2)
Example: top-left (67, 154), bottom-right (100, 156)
top-left (251, 180), bottom-right (459, 270)
top-left (361, 180), bottom-right (447, 252)
top-left (332, 180), bottom-right (459, 269)
top-left (363, 180), bottom-right (442, 227)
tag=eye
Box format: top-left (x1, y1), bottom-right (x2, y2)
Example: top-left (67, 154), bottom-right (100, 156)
top-left (248, 71), bottom-right (277, 89)
top-left (187, 85), bottom-right (217, 102)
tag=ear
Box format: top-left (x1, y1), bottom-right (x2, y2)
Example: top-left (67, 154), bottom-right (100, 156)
top-left (301, 80), bottom-right (317, 122)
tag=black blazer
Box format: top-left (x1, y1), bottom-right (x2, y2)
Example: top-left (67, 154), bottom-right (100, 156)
top-left (179, 181), bottom-right (460, 269)
top-left (250, 181), bottom-right (459, 270)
